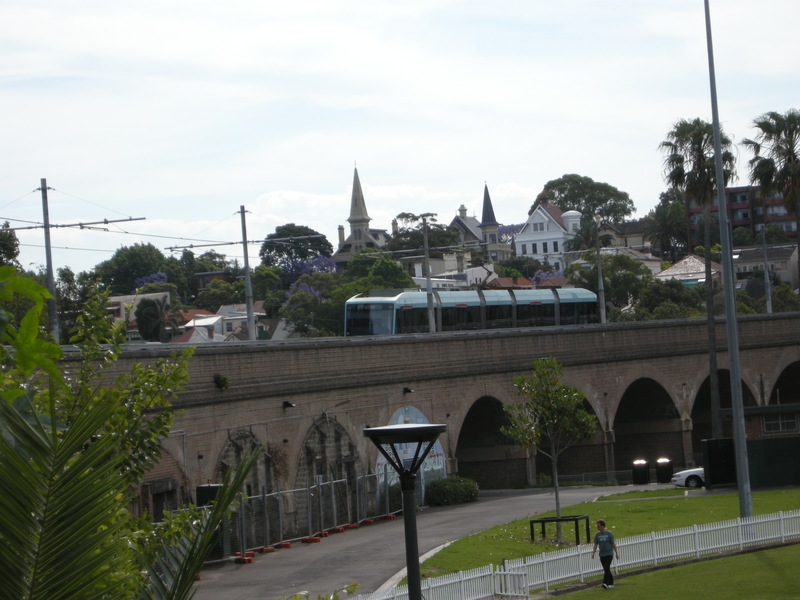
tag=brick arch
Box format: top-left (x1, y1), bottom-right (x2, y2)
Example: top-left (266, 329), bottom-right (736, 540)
top-left (293, 417), bottom-right (361, 492)
top-left (764, 347), bottom-right (800, 403)
top-left (214, 429), bottom-right (273, 496)
top-left (769, 360), bottom-right (800, 405)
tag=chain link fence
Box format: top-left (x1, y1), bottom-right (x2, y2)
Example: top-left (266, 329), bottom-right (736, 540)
top-left (206, 471), bottom-right (402, 561)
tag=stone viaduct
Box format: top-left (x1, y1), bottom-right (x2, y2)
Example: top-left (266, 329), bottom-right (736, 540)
top-left (84, 313), bottom-right (800, 510)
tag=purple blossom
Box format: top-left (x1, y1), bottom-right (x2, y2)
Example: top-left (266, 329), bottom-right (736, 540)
top-left (135, 272), bottom-right (168, 288)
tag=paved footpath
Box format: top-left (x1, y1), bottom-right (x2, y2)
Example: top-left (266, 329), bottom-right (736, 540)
top-left (194, 484), bottom-right (670, 599)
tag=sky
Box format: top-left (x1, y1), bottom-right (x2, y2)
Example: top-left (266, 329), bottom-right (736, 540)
top-left (1, 1), bottom-right (798, 275)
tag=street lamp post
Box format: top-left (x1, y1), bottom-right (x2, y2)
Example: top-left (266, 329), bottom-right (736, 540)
top-left (595, 214), bottom-right (607, 324)
top-left (363, 423), bottom-right (446, 600)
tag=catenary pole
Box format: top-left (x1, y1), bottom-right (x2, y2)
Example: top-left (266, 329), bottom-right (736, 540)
top-left (704, 0), bottom-right (751, 518)
top-left (240, 206), bottom-right (256, 341)
top-left (422, 216), bottom-right (436, 333)
top-left (39, 179), bottom-right (59, 341)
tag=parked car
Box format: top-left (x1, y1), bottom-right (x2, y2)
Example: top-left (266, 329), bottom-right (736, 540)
top-left (671, 467), bottom-right (705, 488)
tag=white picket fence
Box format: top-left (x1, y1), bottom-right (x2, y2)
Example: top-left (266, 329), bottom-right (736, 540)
top-left (355, 509), bottom-right (800, 600)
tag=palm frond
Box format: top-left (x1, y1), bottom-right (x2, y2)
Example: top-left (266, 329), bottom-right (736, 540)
top-left (141, 447), bottom-right (261, 600)
top-left (0, 393), bottom-right (135, 600)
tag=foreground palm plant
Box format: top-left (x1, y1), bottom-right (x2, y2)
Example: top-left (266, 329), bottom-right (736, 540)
top-left (0, 267), bottom-right (258, 599)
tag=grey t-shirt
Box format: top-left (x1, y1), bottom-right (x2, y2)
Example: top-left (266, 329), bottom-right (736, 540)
top-left (593, 530), bottom-right (615, 557)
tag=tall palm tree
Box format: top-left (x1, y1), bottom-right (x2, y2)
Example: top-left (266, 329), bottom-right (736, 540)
top-left (640, 201), bottom-right (687, 262)
top-left (660, 118), bottom-right (736, 440)
top-left (742, 109), bottom-right (800, 292)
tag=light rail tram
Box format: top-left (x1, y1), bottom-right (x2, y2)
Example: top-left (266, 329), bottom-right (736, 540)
top-left (344, 288), bottom-right (598, 336)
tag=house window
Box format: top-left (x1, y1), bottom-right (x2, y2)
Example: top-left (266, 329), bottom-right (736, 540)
top-left (531, 243), bottom-right (537, 254)
top-left (542, 242), bottom-right (548, 254)
top-left (522, 244), bottom-right (527, 255)
top-left (755, 207), bottom-right (764, 215)
top-left (490, 234), bottom-right (496, 244)
top-left (226, 322), bottom-right (233, 332)
top-left (553, 241), bottom-right (559, 253)
top-left (762, 413), bottom-right (798, 434)
top-left (533, 222), bottom-right (546, 232)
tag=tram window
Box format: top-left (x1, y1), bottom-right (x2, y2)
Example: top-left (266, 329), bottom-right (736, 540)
top-left (441, 306), bottom-right (481, 331)
top-left (559, 303), bottom-right (576, 325)
top-left (536, 304), bottom-right (555, 326)
top-left (396, 307), bottom-right (428, 334)
top-left (486, 305), bottom-right (512, 329)
top-left (345, 303), bottom-right (394, 336)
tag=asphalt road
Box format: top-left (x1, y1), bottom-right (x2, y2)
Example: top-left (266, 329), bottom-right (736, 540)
top-left (193, 484), bottom-right (668, 599)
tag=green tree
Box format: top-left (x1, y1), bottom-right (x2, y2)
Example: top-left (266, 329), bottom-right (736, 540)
top-left (0, 268), bottom-right (262, 599)
top-left (251, 264), bottom-right (282, 300)
top-left (93, 242), bottom-right (169, 295)
top-left (660, 117), bottom-right (735, 440)
top-left (385, 213), bottom-right (461, 258)
top-left (496, 257), bottom-right (545, 280)
top-left (567, 253), bottom-right (653, 308)
top-left (194, 279), bottom-right (242, 313)
top-left (763, 223), bottom-right (789, 244)
top-left (55, 266), bottom-right (95, 344)
top-left (755, 283), bottom-right (799, 313)
top-left (135, 296), bottom-right (171, 342)
top-left (534, 174), bottom-right (635, 223)
top-left (259, 223), bottom-right (333, 267)
top-left (732, 227), bottom-right (755, 246)
top-left (640, 201), bottom-right (687, 261)
top-left (636, 279), bottom-right (703, 318)
top-left (0, 221), bottom-right (20, 267)
top-left (501, 358), bottom-right (597, 543)
top-left (742, 109), bottom-right (800, 292)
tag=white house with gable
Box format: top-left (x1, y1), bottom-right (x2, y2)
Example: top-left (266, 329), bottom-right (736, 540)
top-left (515, 194), bottom-right (581, 271)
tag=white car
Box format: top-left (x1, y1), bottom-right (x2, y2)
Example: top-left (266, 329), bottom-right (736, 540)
top-left (671, 467), bottom-right (705, 488)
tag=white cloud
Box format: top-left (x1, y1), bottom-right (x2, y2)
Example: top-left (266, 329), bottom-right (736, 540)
top-left (1, 0), bottom-right (798, 274)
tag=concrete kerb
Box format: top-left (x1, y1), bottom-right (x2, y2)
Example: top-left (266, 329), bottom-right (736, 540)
top-left (374, 542), bottom-right (453, 594)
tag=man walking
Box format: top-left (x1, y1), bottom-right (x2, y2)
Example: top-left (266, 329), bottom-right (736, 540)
top-left (591, 519), bottom-right (619, 589)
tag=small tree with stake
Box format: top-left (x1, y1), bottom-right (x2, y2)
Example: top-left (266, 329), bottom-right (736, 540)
top-left (501, 357), bottom-right (597, 543)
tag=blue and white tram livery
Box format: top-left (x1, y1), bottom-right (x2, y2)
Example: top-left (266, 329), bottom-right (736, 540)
top-left (344, 287), bottom-right (599, 336)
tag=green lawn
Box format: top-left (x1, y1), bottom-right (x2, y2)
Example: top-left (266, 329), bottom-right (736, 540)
top-left (418, 488), bottom-right (800, 580)
top-left (599, 488), bottom-right (692, 500)
top-left (564, 543), bottom-right (800, 599)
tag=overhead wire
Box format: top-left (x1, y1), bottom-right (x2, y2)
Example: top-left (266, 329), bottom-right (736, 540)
top-left (0, 190), bottom-right (37, 211)
top-left (49, 188), bottom-right (133, 219)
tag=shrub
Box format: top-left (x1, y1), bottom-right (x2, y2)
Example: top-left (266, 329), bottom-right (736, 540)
top-left (424, 476), bottom-right (479, 506)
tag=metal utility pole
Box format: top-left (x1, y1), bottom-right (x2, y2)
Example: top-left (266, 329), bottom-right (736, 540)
top-left (422, 216), bottom-right (436, 333)
top-left (239, 206), bottom-right (256, 341)
top-left (761, 229), bottom-right (772, 314)
top-left (704, 0), bottom-right (751, 518)
top-left (39, 179), bottom-right (59, 341)
top-left (595, 215), bottom-right (606, 324)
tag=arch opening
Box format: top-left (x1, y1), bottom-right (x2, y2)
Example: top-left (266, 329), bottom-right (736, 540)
top-left (455, 396), bottom-right (525, 489)
top-left (770, 361), bottom-right (800, 405)
top-left (614, 378), bottom-right (684, 470)
top-left (535, 398), bottom-right (605, 482)
top-left (691, 370), bottom-right (757, 465)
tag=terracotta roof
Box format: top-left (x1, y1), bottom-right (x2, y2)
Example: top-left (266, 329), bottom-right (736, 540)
top-left (534, 277), bottom-right (569, 289)
top-left (487, 277), bottom-right (534, 289)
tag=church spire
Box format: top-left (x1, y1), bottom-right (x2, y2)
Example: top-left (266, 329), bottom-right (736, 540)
top-left (479, 183), bottom-right (499, 227)
top-left (347, 167), bottom-right (370, 224)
